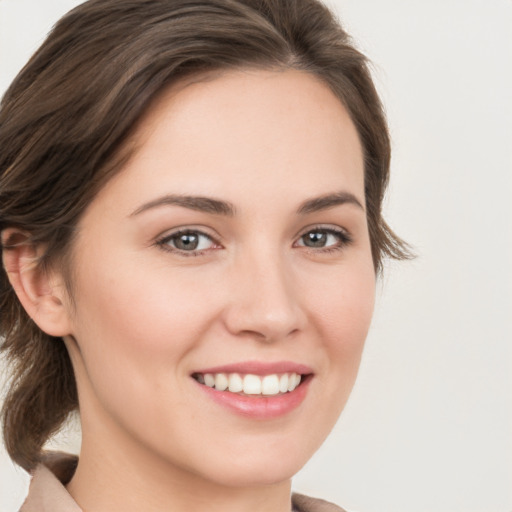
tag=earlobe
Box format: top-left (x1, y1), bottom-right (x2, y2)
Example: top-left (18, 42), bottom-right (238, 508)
top-left (1, 228), bottom-right (73, 338)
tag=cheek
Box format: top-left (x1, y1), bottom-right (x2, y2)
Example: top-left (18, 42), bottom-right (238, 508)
top-left (306, 260), bottom-right (375, 392)
top-left (67, 253), bottom-right (216, 416)
top-left (283, 263), bottom-right (375, 462)
top-left (311, 261), bottom-right (375, 345)
top-left (73, 252), bottom-right (212, 352)
top-left (67, 272), bottom-right (214, 458)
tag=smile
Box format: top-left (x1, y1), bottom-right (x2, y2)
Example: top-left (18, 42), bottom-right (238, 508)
top-left (191, 362), bottom-right (313, 419)
top-left (193, 372), bottom-right (302, 396)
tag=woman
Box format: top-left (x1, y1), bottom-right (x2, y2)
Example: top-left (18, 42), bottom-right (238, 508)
top-left (0, 0), bottom-right (409, 511)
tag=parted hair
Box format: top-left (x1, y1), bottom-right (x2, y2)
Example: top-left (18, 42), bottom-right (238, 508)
top-left (0, 0), bottom-right (410, 471)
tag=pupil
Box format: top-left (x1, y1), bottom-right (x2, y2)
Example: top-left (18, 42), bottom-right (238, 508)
top-left (176, 234), bottom-right (199, 250)
top-left (305, 232), bottom-right (327, 247)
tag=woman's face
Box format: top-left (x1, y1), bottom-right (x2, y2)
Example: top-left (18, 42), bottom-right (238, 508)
top-left (61, 69), bottom-right (375, 487)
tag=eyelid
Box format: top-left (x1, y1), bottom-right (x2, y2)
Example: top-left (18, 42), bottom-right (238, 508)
top-left (155, 226), bottom-right (222, 256)
top-left (293, 224), bottom-right (353, 250)
top-left (294, 223), bottom-right (352, 239)
top-left (154, 223), bottom-right (353, 257)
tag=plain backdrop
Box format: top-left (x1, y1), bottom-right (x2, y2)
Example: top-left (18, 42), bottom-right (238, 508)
top-left (1, 1), bottom-right (511, 511)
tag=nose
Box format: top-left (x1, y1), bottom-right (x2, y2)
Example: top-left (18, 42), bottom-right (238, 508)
top-left (223, 250), bottom-right (307, 343)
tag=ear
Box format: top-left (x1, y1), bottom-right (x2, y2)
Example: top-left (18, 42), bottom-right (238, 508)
top-left (1, 228), bottom-right (73, 337)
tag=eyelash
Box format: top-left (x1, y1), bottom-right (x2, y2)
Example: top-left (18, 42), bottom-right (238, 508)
top-left (155, 229), bottom-right (218, 257)
top-left (296, 226), bottom-right (353, 254)
top-left (155, 226), bottom-right (353, 257)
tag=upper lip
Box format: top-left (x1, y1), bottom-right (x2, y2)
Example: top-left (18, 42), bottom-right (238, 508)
top-left (192, 361), bottom-right (313, 376)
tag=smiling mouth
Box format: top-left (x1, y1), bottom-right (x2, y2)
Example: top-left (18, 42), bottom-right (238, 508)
top-left (192, 372), bottom-right (305, 396)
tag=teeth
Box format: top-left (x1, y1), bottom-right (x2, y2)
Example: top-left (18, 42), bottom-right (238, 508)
top-left (214, 373), bottom-right (228, 391)
top-left (198, 372), bottom-right (303, 395)
top-left (204, 373), bottom-right (215, 388)
top-left (261, 375), bottom-right (280, 395)
top-left (287, 373), bottom-right (296, 391)
top-left (279, 373), bottom-right (289, 393)
top-left (228, 373), bottom-right (243, 393)
top-left (243, 374), bottom-right (262, 394)
top-left (289, 373), bottom-right (301, 391)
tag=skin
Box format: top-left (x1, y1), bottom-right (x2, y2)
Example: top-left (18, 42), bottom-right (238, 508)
top-left (4, 69), bottom-right (375, 512)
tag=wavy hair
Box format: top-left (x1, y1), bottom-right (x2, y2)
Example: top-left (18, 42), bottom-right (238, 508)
top-left (0, 0), bottom-right (411, 471)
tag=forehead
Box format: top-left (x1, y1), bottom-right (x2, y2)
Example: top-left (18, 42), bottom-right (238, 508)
top-left (94, 68), bottom-right (365, 212)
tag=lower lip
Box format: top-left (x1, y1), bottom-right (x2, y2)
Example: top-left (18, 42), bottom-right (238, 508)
top-left (195, 376), bottom-right (311, 420)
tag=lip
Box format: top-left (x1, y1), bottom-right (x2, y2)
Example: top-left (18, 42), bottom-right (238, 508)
top-left (191, 361), bottom-right (313, 420)
top-left (192, 360), bottom-right (313, 376)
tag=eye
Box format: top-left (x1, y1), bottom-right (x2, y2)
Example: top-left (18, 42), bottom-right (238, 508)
top-left (156, 229), bottom-right (218, 255)
top-left (295, 227), bottom-right (352, 251)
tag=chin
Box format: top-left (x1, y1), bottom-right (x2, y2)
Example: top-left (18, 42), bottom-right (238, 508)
top-left (147, 433), bottom-right (315, 489)
top-left (199, 434), bottom-right (323, 488)
top-left (199, 456), bottom-right (305, 488)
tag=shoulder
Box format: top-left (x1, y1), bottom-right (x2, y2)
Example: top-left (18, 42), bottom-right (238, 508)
top-left (292, 492), bottom-right (348, 512)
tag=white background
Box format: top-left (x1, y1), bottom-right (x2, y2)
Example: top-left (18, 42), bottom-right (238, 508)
top-left (1, 1), bottom-right (511, 511)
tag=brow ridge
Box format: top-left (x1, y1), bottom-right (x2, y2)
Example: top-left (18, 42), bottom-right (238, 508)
top-left (297, 191), bottom-right (364, 215)
top-left (130, 195), bottom-right (236, 217)
top-left (131, 190), bottom-right (363, 218)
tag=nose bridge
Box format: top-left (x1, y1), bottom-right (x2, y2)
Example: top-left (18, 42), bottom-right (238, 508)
top-left (226, 243), bottom-right (305, 341)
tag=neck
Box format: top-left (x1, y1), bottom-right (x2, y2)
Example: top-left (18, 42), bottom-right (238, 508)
top-left (67, 419), bottom-right (293, 512)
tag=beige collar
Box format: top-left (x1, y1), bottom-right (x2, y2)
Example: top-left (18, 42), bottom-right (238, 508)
top-left (20, 453), bottom-right (81, 512)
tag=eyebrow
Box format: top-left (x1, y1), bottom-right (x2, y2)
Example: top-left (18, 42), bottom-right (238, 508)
top-left (296, 191), bottom-right (364, 215)
top-left (130, 195), bottom-right (236, 217)
top-left (130, 190), bottom-right (363, 218)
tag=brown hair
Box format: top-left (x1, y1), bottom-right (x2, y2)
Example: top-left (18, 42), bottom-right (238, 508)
top-left (0, 0), bottom-right (411, 471)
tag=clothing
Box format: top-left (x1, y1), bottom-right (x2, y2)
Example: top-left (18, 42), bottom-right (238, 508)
top-left (19, 452), bottom-right (346, 512)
